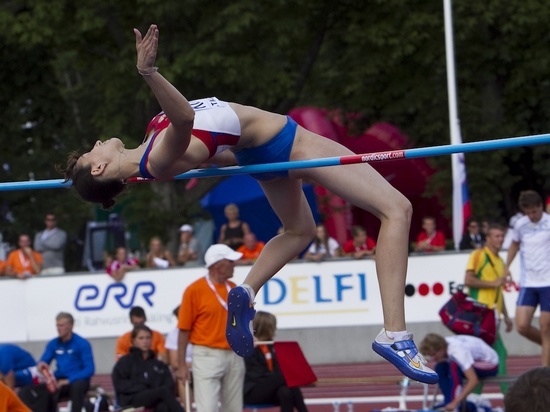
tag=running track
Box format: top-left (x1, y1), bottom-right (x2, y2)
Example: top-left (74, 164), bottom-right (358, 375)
top-left (91, 355), bottom-right (540, 411)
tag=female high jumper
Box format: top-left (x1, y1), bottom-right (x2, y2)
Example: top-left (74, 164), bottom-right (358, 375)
top-left (61, 24), bottom-right (437, 384)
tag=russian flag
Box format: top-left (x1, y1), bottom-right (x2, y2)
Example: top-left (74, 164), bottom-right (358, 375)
top-left (451, 150), bottom-right (472, 250)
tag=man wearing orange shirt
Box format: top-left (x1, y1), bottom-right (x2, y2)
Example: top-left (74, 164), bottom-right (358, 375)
top-left (115, 306), bottom-right (167, 363)
top-left (176, 244), bottom-right (244, 412)
top-left (5, 234), bottom-right (43, 279)
top-left (236, 233), bottom-right (265, 265)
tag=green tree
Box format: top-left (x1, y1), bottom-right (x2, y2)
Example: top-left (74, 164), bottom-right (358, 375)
top-left (1, 0), bottom-right (550, 268)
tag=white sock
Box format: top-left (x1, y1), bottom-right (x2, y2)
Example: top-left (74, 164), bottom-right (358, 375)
top-left (240, 283), bottom-right (256, 302)
top-left (375, 328), bottom-right (410, 344)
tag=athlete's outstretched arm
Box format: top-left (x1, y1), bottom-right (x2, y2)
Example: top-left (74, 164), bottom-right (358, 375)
top-left (134, 24), bottom-right (195, 177)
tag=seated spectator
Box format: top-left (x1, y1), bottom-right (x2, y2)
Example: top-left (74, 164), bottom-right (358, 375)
top-left (107, 247), bottom-right (140, 282)
top-left (0, 344), bottom-right (42, 389)
top-left (176, 224), bottom-right (199, 266)
top-left (419, 333), bottom-right (498, 412)
top-left (459, 217), bottom-right (485, 251)
top-left (38, 312), bottom-right (95, 412)
top-left (244, 311), bottom-right (308, 412)
top-left (414, 216), bottom-right (446, 252)
top-left (218, 203), bottom-right (251, 250)
top-left (116, 306), bottom-right (168, 363)
top-left (0, 380), bottom-right (31, 412)
top-left (145, 236), bottom-right (176, 269)
top-left (304, 223), bottom-right (342, 261)
top-left (504, 366), bottom-right (550, 412)
top-left (342, 225), bottom-right (376, 259)
top-left (5, 234), bottom-right (43, 279)
top-left (237, 233), bottom-right (265, 265)
top-left (112, 325), bottom-right (184, 412)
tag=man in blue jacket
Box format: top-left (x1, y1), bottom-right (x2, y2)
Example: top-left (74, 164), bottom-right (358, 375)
top-left (38, 312), bottom-right (95, 412)
top-left (0, 344), bottom-right (40, 388)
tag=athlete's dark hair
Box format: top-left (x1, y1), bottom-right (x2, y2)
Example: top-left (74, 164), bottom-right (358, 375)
top-left (57, 150), bottom-right (125, 209)
top-left (504, 367), bottom-right (550, 412)
top-left (518, 190), bottom-right (542, 210)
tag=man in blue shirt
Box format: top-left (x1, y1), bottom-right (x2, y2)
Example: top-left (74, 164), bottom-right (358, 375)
top-left (38, 312), bottom-right (95, 412)
top-left (0, 344), bottom-right (39, 388)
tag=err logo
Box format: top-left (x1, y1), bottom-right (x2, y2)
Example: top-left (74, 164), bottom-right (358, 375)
top-left (74, 281), bottom-right (155, 311)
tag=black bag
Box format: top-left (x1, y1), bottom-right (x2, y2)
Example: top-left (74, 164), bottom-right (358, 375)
top-left (84, 388), bottom-right (112, 412)
top-left (18, 384), bottom-right (56, 412)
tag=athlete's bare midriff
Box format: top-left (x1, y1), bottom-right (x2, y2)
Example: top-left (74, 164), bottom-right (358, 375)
top-left (228, 102), bottom-right (288, 148)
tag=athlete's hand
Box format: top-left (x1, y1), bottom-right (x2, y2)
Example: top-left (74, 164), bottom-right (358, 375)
top-left (134, 24), bottom-right (159, 72)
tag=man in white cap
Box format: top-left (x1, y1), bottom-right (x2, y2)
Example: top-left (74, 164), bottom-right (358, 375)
top-left (176, 224), bottom-right (200, 265)
top-left (176, 244), bottom-right (244, 412)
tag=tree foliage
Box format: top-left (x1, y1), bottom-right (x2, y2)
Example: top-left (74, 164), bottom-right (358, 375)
top-left (1, 0), bottom-right (550, 267)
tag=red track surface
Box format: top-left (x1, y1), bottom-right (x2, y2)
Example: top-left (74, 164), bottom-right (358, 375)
top-left (92, 355), bottom-right (540, 411)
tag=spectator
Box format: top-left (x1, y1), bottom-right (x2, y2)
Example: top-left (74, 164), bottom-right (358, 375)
top-left (218, 203), bottom-right (251, 250)
top-left (303, 223), bottom-right (342, 262)
top-left (0, 380), bottom-right (31, 412)
top-left (419, 333), bottom-right (498, 412)
top-left (237, 233), bottom-right (265, 265)
top-left (0, 344), bottom-right (41, 389)
top-left (504, 366), bottom-right (550, 412)
top-left (165, 305), bottom-right (192, 404)
top-left (112, 325), bottom-right (184, 412)
top-left (459, 217), bottom-right (485, 251)
top-left (505, 190), bottom-right (550, 366)
top-left (176, 224), bottom-right (199, 265)
top-left (107, 247), bottom-right (140, 282)
top-left (33, 213), bottom-right (67, 275)
top-left (116, 306), bottom-right (167, 363)
top-left (177, 244), bottom-right (245, 412)
top-left (5, 234), bottom-right (43, 279)
top-left (414, 216), bottom-right (446, 253)
top-left (464, 222), bottom-right (513, 393)
top-left (342, 225), bottom-right (376, 259)
top-left (38, 312), bottom-right (95, 412)
top-left (145, 236), bottom-right (176, 269)
top-left (244, 311), bottom-right (308, 412)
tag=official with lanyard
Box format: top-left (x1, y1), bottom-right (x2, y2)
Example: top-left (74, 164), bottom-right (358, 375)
top-left (176, 244), bottom-right (245, 412)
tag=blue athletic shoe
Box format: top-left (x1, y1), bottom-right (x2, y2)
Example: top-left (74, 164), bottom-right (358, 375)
top-left (226, 286), bottom-right (256, 357)
top-left (372, 335), bottom-right (439, 384)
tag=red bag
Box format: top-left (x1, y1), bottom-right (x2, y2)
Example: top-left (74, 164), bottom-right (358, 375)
top-left (438, 290), bottom-right (497, 345)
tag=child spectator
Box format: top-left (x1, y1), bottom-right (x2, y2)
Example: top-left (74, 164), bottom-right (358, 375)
top-left (145, 236), bottom-right (176, 269)
top-left (107, 247), bottom-right (140, 282)
top-left (414, 216), bottom-right (446, 252)
top-left (304, 223), bottom-right (342, 261)
top-left (342, 225), bottom-right (376, 259)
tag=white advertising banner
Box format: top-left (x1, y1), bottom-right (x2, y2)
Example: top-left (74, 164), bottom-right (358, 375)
top-left (0, 252), bottom-right (521, 343)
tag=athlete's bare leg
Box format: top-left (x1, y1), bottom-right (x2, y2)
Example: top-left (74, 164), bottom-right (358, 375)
top-left (539, 311), bottom-right (550, 366)
top-left (515, 305), bottom-right (541, 344)
top-left (292, 130), bottom-right (411, 332)
top-left (241, 177), bottom-right (316, 293)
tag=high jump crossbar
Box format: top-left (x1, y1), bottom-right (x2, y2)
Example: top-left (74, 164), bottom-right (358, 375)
top-left (1, 133), bottom-right (549, 192)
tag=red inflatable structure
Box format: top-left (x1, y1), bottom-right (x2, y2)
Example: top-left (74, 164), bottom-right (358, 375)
top-left (288, 107), bottom-right (448, 245)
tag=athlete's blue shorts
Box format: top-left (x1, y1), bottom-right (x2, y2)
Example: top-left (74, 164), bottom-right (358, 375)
top-left (517, 286), bottom-right (550, 311)
top-left (233, 116), bottom-right (297, 181)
